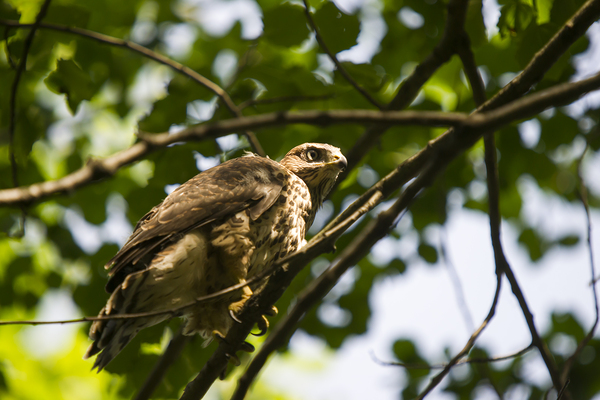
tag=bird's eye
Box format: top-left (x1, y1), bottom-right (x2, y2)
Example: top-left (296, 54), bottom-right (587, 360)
top-left (306, 149), bottom-right (319, 161)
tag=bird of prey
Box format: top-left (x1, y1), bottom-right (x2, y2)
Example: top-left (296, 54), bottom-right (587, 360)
top-left (84, 143), bottom-right (347, 371)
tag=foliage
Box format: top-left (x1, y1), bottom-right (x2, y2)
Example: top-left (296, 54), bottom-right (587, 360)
top-left (0, 0), bottom-right (599, 398)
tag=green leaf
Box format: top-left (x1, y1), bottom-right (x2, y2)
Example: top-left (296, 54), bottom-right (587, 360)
top-left (418, 243), bottom-right (438, 264)
top-left (44, 59), bottom-right (97, 114)
top-left (498, 0), bottom-right (535, 37)
top-left (536, 0), bottom-right (554, 24)
top-left (518, 227), bottom-right (544, 261)
top-left (557, 235), bottom-right (579, 247)
top-left (262, 3), bottom-right (310, 47)
top-left (313, 2), bottom-right (360, 54)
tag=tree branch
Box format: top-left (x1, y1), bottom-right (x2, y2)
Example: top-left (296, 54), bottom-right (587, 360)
top-left (300, 0), bottom-right (383, 109)
top-left (372, 344), bottom-right (534, 370)
top-left (0, 19), bottom-right (265, 156)
top-left (3, 68), bottom-right (600, 208)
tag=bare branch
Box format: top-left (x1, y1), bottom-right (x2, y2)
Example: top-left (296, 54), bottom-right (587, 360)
top-left (371, 344), bottom-right (534, 370)
top-left (417, 26), bottom-right (505, 400)
top-left (300, 0), bottom-right (383, 109)
top-left (0, 19), bottom-right (265, 156)
top-left (440, 229), bottom-right (475, 333)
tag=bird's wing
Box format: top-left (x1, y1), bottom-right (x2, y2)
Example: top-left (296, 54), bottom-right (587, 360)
top-left (104, 156), bottom-right (287, 292)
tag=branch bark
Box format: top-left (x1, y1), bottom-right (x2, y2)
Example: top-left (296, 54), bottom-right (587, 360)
top-left (3, 66), bottom-right (600, 208)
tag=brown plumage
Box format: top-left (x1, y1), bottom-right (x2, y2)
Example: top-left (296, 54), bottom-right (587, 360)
top-left (84, 143), bottom-right (346, 371)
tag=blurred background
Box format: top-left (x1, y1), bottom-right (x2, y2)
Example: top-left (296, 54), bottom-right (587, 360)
top-left (1, 0), bottom-right (599, 398)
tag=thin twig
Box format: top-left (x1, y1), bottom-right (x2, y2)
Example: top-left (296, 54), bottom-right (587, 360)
top-left (440, 229), bottom-right (475, 333)
top-left (6, 0), bottom-right (53, 236)
top-left (300, 0), bottom-right (383, 109)
top-left (560, 146), bottom-right (599, 383)
top-left (0, 19), bottom-right (265, 157)
top-left (0, 268), bottom-right (273, 326)
top-left (371, 344), bottom-right (534, 370)
top-left (556, 380), bottom-right (571, 400)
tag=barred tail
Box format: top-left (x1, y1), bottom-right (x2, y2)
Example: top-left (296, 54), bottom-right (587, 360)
top-left (84, 270), bottom-right (168, 372)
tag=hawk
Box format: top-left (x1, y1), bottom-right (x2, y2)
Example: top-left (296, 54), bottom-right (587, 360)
top-left (84, 143), bottom-right (347, 371)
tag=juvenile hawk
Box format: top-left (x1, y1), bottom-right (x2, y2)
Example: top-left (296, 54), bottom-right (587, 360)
top-left (85, 143), bottom-right (346, 371)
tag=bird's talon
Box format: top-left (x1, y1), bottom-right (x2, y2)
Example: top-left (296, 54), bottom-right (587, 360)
top-left (225, 352), bottom-right (241, 366)
top-left (251, 315), bottom-right (269, 336)
top-left (240, 341), bottom-right (255, 353)
top-left (229, 309), bottom-right (242, 323)
top-left (264, 306), bottom-right (278, 316)
top-left (212, 330), bottom-right (227, 343)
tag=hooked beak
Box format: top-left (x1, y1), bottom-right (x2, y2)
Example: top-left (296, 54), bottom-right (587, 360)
top-left (331, 154), bottom-right (347, 171)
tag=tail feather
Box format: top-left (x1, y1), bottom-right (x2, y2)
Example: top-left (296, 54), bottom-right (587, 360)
top-left (84, 270), bottom-right (168, 372)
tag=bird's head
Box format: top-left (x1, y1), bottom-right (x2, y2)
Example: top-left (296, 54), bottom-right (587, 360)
top-left (280, 143), bottom-right (347, 205)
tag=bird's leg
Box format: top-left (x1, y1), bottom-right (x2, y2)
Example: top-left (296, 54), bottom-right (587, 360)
top-left (228, 284), bottom-right (253, 322)
top-left (252, 306), bottom-right (278, 336)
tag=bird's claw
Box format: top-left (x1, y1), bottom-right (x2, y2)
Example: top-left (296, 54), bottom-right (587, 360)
top-left (225, 352), bottom-right (241, 366)
top-left (250, 306), bottom-right (278, 336)
top-left (212, 330), bottom-right (227, 343)
top-left (264, 305), bottom-right (278, 316)
top-left (240, 341), bottom-right (255, 353)
top-left (252, 315), bottom-right (269, 336)
top-left (229, 309), bottom-right (242, 323)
